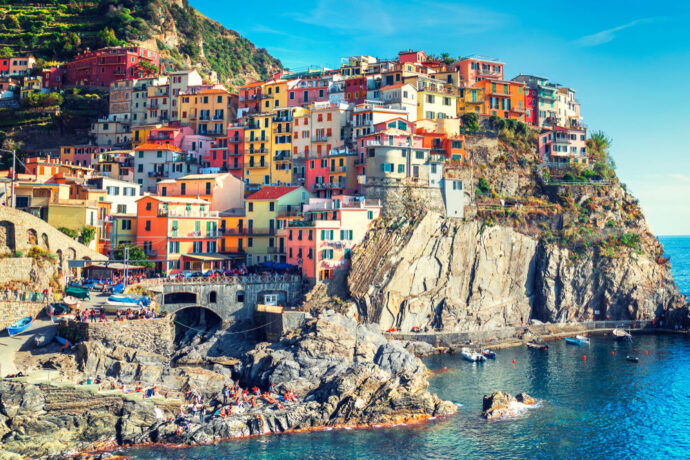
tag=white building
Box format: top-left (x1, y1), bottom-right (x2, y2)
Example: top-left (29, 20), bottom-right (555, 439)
top-left (133, 144), bottom-right (199, 192)
top-left (85, 176), bottom-right (141, 214)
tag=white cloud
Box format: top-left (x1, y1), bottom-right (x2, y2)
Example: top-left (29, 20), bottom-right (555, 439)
top-left (572, 18), bottom-right (658, 47)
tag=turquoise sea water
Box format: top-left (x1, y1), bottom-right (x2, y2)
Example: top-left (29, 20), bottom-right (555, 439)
top-left (126, 237), bottom-right (690, 459)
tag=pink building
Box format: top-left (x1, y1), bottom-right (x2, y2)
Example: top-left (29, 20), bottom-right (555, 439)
top-left (42, 67), bottom-right (66, 91)
top-left (287, 77), bottom-right (330, 108)
top-left (148, 126), bottom-right (193, 148)
top-left (284, 195), bottom-right (381, 281)
top-left (398, 49), bottom-right (427, 64)
top-left (538, 126), bottom-right (587, 165)
top-left (453, 55), bottom-right (504, 85)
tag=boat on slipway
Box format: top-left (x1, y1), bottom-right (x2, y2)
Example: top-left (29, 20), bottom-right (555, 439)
top-left (461, 348), bottom-right (486, 362)
top-left (49, 303), bottom-right (74, 323)
top-left (6, 316), bottom-right (32, 336)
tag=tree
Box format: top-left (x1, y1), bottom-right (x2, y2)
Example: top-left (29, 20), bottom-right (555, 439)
top-left (461, 112), bottom-right (480, 132)
top-left (112, 243), bottom-right (154, 268)
top-left (0, 46), bottom-right (12, 58)
top-left (95, 27), bottom-right (121, 48)
top-left (79, 227), bottom-right (96, 245)
top-left (586, 131), bottom-right (612, 163)
top-left (58, 227), bottom-right (79, 239)
top-left (440, 52), bottom-right (456, 65)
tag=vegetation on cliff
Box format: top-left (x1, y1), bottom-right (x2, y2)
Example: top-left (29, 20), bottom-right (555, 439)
top-left (0, 0), bottom-right (282, 85)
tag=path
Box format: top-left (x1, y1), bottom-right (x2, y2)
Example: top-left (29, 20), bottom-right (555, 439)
top-left (0, 318), bottom-right (55, 377)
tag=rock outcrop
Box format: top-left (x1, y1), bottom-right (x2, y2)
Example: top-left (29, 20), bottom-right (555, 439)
top-left (482, 391), bottom-right (536, 420)
top-left (0, 311), bottom-right (454, 457)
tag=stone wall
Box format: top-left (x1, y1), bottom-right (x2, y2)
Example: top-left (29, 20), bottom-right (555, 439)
top-left (156, 276), bottom-right (303, 323)
top-left (0, 206), bottom-right (105, 268)
top-left (0, 258), bottom-right (33, 285)
top-left (0, 301), bottom-right (45, 330)
top-left (59, 317), bottom-right (174, 357)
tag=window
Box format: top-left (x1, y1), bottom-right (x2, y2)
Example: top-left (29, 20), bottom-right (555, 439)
top-left (381, 163), bottom-right (394, 173)
top-left (426, 94), bottom-right (434, 103)
top-left (248, 237), bottom-right (253, 247)
top-left (321, 229), bottom-right (334, 240)
top-left (269, 202), bottom-right (275, 212)
top-left (398, 164), bottom-right (405, 173)
top-left (340, 230), bottom-right (353, 240)
top-left (121, 219), bottom-right (132, 230)
top-left (237, 291), bottom-right (245, 302)
top-left (321, 249), bottom-right (334, 259)
top-left (145, 220), bottom-right (151, 231)
top-left (415, 151), bottom-right (425, 160)
top-left (145, 202), bottom-right (152, 211)
top-left (248, 202), bottom-right (254, 212)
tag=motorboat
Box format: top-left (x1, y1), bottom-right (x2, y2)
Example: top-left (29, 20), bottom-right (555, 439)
top-left (481, 348), bottom-right (496, 359)
top-left (108, 295), bottom-right (149, 306)
top-left (461, 347), bottom-right (486, 362)
top-left (612, 328), bottom-right (632, 341)
top-left (565, 336), bottom-right (590, 345)
top-left (65, 284), bottom-right (90, 300)
top-left (626, 355), bottom-right (639, 363)
top-left (103, 301), bottom-right (142, 313)
top-left (526, 342), bottom-right (548, 351)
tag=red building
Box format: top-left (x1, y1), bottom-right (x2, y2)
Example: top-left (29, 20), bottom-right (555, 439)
top-left (304, 156), bottom-right (329, 196)
top-left (205, 126), bottom-right (244, 179)
top-left (64, 46), bottom-right (160, 88)
top-left (398, 49), bottom-right (427, 64)
top-left (344, 77), bottom-right (366, 104)
top-left (42, 67), bottom-right (66, 91)
top-left (0, 58), bottom-right (9, 76)
top-left (238, 81), bottom-right (264, 115)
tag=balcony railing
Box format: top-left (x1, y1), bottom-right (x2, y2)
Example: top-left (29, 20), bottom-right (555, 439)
top-left (313, 135), bottom-right (328, 142)
top-left (158, 209), bottom-right (219, 218)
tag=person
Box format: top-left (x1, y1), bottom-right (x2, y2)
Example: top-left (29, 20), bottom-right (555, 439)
top-left (250, 396), bottom-right (257, 407)
top-left (59, 338), bottom-right (71, 352)
top-left (135, 382), bottom-right (142, 393)
top-left (217, 406), bottom-right (227, 418)
top-left (201, 405), bottom-right (207, 423)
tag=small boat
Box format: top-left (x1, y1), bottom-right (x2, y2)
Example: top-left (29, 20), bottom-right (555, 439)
top-left (65, 284), bottom-right (90, 300)
top-left (108, 295), bottom-right (149, 306)
top-left (575, 335), bottom-right (591, 344)
top-left (49, 303), bottom-right (74, 323)
top-left (63, 296), bottom-right (81, 307)
top-left (565, 337), bottom-right (589, 345)
top-left (612, 328), bottom-right (632, 341)
top-left (109, 283), bottom-right (125, 294)
top-left (461, 347), bottom-right (486, 362)
top-left (526, 342), bottom-right (548, 351)
top-left (6, 316), bottom-right (32, 336)
top-left (55, 336), bottom-right (68, 346)
top-left (103, 301), bottom-right (142, 313)
top-left (626, 355), bottom-right (639, 363)
top-left (481, 348), bottom-right (496, 359)
top-left (34, 328), bottom-right (56, 348)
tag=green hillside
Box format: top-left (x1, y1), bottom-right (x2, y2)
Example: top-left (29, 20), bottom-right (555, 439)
top-left (0, 0), bottom-right (283, 85)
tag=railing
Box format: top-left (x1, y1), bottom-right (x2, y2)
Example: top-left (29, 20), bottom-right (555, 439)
top-left (212, 115), bottom-right (224, 121)
top-left (313, 135), bottom-right (328, 143)
top-left (136, 273), bottom-right (302, 287)
top-left (158, 209), bottom-right (219, 218)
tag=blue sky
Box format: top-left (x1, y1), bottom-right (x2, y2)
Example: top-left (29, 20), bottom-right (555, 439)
top-left (191, 0), bottom-right (690, 235)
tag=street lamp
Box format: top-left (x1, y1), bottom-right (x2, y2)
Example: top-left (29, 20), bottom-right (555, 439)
top-left (0, 148), bottom-right (16, 208)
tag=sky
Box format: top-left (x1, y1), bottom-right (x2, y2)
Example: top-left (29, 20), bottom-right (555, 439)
top-left (191, 0), bottom-right (690, 235)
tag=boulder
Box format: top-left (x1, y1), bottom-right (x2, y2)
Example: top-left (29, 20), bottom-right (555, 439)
top-left (482, 391), bottom-right (536, 420)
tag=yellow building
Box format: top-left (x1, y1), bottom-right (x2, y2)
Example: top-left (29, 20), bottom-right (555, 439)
top-left (271, 108), bottom-right (293, 185)
top-left (132, 124), bottom-right (161, 147)
top-left (406, 75), bottom-right (459, 121)
top-left (262, 79), bottom-right (288, 112)
top-left (244, 185), bottom-right (311, 265)
top-left (244, 113), bottom-right (273, 185)
top-left (195, 88), bottom-right (231, 136)
top-left (109, 213), bottom-right (137, 248)
top-left (457, 86), bottom-right (486, 115)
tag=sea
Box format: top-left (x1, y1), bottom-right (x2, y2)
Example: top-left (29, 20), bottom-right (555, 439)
top-left (124, 236), bottom-right (690, 459)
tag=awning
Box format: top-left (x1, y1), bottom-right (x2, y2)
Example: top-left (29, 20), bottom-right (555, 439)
top-left (181, 253), bottom-right (236, 262)
top-left (86, 262), bottom-right (146, 271)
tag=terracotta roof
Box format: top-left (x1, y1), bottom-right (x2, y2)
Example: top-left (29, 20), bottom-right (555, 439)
top-left (240, 81), bottom-right (264, 89)
top-left (200, 88), bottom-right (229, 95)
top-left (247, 186), bottom-right (299, 201)
top-left (381, 84), bottom-right (406, 90)
top-left (134, 143), bottom-right (183, 152)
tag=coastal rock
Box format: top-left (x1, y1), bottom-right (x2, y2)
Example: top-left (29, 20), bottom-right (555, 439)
top-left (0, 311), bottom-right (454, 457)
top-left (482, 391), bottom-right (535, 420)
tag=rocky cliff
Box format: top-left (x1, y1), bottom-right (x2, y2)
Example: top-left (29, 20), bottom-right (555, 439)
top-left (0, 312), bottom-right (453, 457)
top-left (348, 135), bottom-right (686, 332)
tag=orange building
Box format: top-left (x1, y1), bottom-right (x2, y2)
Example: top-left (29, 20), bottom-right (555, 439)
top-left (475, 79), bottom-right (526, 121)
top-left (135, 195), bottom-right (220, 274)
top-left (415, 128), bottom-right (466, 162)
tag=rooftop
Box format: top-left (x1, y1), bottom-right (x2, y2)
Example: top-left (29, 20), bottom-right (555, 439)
top-left (134, 143), bottom-right (183, 152)
top-left (247, 186), bottom-right (300, 201)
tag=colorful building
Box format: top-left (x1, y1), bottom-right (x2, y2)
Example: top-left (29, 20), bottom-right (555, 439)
top-left (284, 195), bottom-right (381, 281)
top-left (453, 55), bottom-right (504, 85)
top-left (155, 173), bottom-right (244, 213)
top-left (243, 186), bottom-right (311, 265)
top-left (538, 126), bottom-right (588, 165)
top-left (64, 46), bottom-right (160, 88)
top-left (475, 79), bottom-right (526, 121)
top-left (135, 195), bottom-right (219, 274)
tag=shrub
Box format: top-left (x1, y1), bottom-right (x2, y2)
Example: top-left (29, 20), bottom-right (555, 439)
top-left (477, 177), bottom-right (492, 194)
top-left (461, 112), bottom-right (479, 132)
top-left (58, 227), bottom-right (78, 239)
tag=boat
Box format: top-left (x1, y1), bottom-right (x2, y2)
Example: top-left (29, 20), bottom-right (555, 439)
top-left (6, 316), bottom-right (32, 336)
top-left (626, 355), bottom-right (639, 363)
top-left (65, 284), bottom-right (90, 300)
top-left (612, 328), bottom-right (632, 341)
top-left (481, 348), bottom-right (496, 359)
top-left (108, 295), bottom-right (149, 306)
top-left (109, 283), bottom-right (125, 294)
top-left (526, 342), bottom-right (548, 351)
top-left (565, 336), bottom-right (590, 345)
top-left (63, 296), bottom-right (81, 307)
top-left (103, 301), bottom-right (142, 313)
top-left (55, 336), bottom-right (68, 346)
top-left (461, 347), bottom-right (486, 362)
top-left (34, 328), bottom-right (56, 348)
top-left (49, 303), bottom-right (74, 323)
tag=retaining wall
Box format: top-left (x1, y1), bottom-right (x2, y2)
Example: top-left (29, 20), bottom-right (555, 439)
top-left (0, 301), bottom-right (45, 330)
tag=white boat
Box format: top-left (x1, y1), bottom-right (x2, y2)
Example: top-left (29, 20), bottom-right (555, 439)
top-left (575, 335), bottom-right (590, 344)
top-left (612, 328), bottom-right (632, 341)
top-left (103, 300), bottom-right (141, 313)
top-left (461, 347), bottom-right (486, 362)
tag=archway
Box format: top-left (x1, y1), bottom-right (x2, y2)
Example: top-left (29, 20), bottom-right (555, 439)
top-left (41, 232), bottom-right (49, 250)
top-left (163, 291), bottom-right (197, 305)
top-left (0, 220), bottom-right (16, 252)
top-left (27, 228), bottom-right (38, 245)
top-left (67, 248), bottom-right (76, 260)
top-left (209, 291), bottom-right (217, 303)
top-left (173, 306), bottom-right (223, 341)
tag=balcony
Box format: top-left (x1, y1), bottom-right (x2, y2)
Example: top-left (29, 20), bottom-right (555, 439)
top-left (199, 114), bottom-right (210, 121)
top-left (158, 208), bottom-right (219, 218)
top-left (313, 135), bottom-right (328, 143)
top-left (212, 114), bottom-right (225, 121)
top-left (272, 114), bottom-right (293, 122)
top-left (144, 249), bottom-right (157, 257)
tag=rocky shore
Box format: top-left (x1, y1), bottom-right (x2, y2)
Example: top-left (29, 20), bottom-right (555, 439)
top-left (0, 311), bottom-right (455, 458)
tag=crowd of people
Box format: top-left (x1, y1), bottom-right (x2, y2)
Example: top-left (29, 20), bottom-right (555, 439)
top-left (72, 306), bottom-right (160, 323)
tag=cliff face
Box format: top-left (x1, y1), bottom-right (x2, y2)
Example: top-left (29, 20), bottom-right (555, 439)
top-left (348, 136), bottom-right (685, 332)
top-left (349, 212), bottom-right (682, 332)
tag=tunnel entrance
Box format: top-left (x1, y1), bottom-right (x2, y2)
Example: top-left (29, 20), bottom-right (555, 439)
top-left (173, 306), bottom-right (223, 341)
